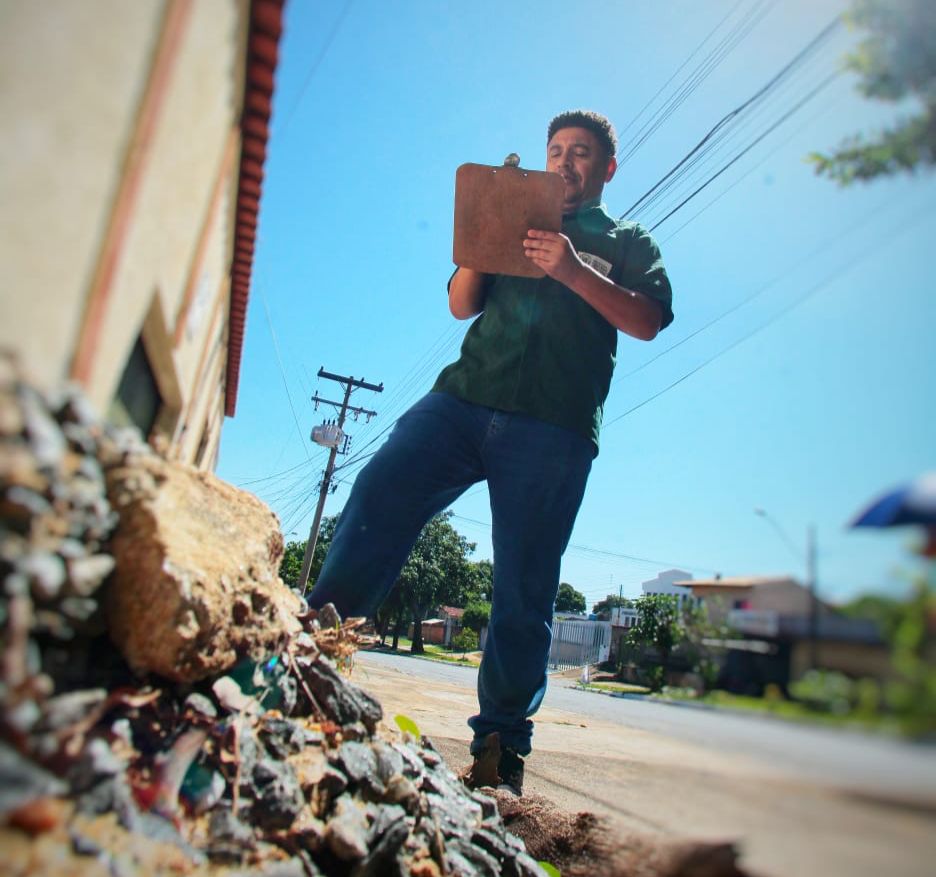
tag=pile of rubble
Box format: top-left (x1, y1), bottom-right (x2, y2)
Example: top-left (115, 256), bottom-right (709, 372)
top-left (1, 358), bottom-right (753, 877)
top-left (0, 357), bottom-right (544, 876)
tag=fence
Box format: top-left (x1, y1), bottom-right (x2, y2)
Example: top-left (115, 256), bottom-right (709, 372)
top-left (548, 619), bottom-right (612, 670)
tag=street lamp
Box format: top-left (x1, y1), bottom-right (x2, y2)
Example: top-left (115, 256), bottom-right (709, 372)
top-left (754, 508), bottom-right (819, 671)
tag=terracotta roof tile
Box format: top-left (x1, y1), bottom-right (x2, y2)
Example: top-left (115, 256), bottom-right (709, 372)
top-left (226, 0), bottom-right (285, 418)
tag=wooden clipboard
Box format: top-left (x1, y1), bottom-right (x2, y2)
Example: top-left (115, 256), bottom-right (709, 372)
top-left (453, 163), bottom-right (564, 278)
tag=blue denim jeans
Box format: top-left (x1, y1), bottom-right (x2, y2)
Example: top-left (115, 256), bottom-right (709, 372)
top-left (307, 391), bottom-right (593, 755)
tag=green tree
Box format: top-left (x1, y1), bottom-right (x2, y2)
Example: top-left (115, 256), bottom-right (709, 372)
top-left (451, 628), bottom-right (479, 654)
top-left (884, 577), bottom-right (936, 735)
top-left (278, 516), bottom-right (338, 588)
top-left (462, 600), bottom-right (492, 634)
top-left (680, 602), bottom-right (730, 693)
top-left (839, 592), bottom-right (906, 643)
top-left (625, 594), bottom-right (684, 690)
top-left (554, 582), bottom-right (586, 614)
top-left (393, 512), bottom-right (477, 654)
top-left (810, 0), bottom-right (936, 184)
top-left (592, 594), bottom-right (633, 620)
top-left (279, 541), bottom-right (304, 588)
top-left (467, 559), bottom-right (494, 601)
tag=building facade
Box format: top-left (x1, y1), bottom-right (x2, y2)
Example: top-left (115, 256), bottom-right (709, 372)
top-left (0, 0), bottom-right (283, 469)
top-left (676, 576), bottom-right (889, 688)
top-left (673, 576), bottom-right (816, 626)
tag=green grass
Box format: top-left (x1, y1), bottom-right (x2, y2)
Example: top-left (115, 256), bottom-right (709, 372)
top-left (578, 681), bottom-right (651, 695)
top-left (652, 688), bottom-right (903, 733)
top-left (423, 642), bottom-right (481, 664)
top-left (374, 637), bottom-right (481, 665)
top-left (431, 652), bottom-right (482, 665)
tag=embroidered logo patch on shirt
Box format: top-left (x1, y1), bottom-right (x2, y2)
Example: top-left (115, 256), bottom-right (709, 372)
top-left (579, 252), bottom-right (612, 277)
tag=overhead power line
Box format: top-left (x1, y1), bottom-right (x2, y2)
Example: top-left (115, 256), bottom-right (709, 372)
top-left (338, 78), bottom-right (844, 483)
top-left (603, 198), bottom-right (934, 430)
top-left (634, 44), bottom-right (838, 227)
top-left (343, 323), bottom-right (461, 455)
top-left (615, 181), bottom-right (897, 389)
top-left (618, 0), bottom-right (778, 165)
top-left (450, 514), bottom-right (716, 575)
top-left (236, 456), bottom-right (315, 487)
top-left (242, 325), bottom-right (462, 511)
top-left (656, 81), bottom-right (848, 245)
top-left (648, 72), bottom-right (840, 231)
top-left (258, 280), bottom-right (312, 462)
top-left (282, 0), bottom-right (355, 131)
top-left (330, 321), bottom-right (467, 472)
top-left (622, 15), bottom-right (842, 219)
top-left (616, 0), bottom-right (750, 144)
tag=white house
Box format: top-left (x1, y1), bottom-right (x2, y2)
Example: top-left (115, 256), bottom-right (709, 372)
top-left (641, 569), bottom-right (698, 609)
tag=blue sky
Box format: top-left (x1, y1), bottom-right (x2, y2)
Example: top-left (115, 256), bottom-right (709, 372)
top-left (217, 0), bottom-right (936, 608)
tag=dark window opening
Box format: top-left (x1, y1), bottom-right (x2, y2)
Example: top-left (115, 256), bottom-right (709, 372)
top-left (108, 335), bottom-right (162, 438)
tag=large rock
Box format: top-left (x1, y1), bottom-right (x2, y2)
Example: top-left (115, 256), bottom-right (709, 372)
top-left (104, 448), bottom-right (300, 682)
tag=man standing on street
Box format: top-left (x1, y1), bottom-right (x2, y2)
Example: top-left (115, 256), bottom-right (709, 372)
top-left (308, 109), bottom-right (674, 795)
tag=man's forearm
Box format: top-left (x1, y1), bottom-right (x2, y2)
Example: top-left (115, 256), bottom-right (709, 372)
top-left (448, 268), bottom-right (487, 319)
top-left (564, 262), bottom-right (662, 341)
top-left (523, 229), bottom-right (662, 340)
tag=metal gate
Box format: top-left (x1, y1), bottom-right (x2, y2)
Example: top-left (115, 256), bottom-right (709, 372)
top-left (548, 619), bottom-right (611, 670)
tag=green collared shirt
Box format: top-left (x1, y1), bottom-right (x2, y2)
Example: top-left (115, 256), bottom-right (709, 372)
top-left (433, 200), bottom-right (673, 452)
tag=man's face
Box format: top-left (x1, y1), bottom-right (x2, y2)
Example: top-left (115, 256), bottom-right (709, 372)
top-left (546, 126), bottom-right (617, 213)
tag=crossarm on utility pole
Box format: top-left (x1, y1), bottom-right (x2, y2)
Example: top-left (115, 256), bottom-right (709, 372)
top-left (317, 367), bottom-right (384, 393)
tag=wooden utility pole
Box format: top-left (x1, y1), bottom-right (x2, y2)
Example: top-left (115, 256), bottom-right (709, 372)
top-left (297, 368), bottom-right (382, 594)
top-left (806, 523), bottom-right (818, 671)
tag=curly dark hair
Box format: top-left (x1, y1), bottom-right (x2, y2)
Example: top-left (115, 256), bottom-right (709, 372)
top-left (547, 110), bottom-right (618, 158)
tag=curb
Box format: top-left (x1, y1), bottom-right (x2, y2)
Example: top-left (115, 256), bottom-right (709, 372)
top-left (360, 646), bottom-right (481, 670)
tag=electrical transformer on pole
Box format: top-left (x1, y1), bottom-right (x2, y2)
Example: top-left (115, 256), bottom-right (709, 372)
top-left (298, 367), bottom-right (383, 593)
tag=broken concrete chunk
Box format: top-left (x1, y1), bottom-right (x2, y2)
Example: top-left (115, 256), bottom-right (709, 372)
top-left (384, 774), bottom-right (420, 812)
top-left (213, 676), bottom-right (261, 715)
top-left (325, 798), bottom-right (370, 861)
top-left (301, 657), bottom-right (383, 731)
top-left (0, 741), bottom-right (68, 816)
top-left (291, 746), bottom-right (328, 792)
top-left (19, 386), bottom-right (66, 470)
top-left (317, 602), bottom-right (341, 630)
top-left (209, 804), bottom-right (256, 855)
top-left (183, 692), bottom-right (217, 719)
top-left (104, 451), bottom-right (301, 682)
top-left (18, 551), bottom-right (66, 601)
top-left (371, 738), bottom-right (405, 782)
top-left (335, 740), bottom-right (379, 786)
top-left (37, 688), bottom-right (107, 732)
top-left (355, 805), bottom-right (409, 875)
top-left (250, 757), bottom-right (305, 831)
top-left (65, 554), bottom-right (115, 597)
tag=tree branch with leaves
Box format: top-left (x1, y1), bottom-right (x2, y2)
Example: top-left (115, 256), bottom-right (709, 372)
top-left (810, 0), bottom-right (936, 184)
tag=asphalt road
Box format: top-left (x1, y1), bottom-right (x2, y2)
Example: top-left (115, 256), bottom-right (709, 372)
top-left (356, 648), bottom-right (936, 806)
top-left (354, 648), bottom-right (936, 877)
